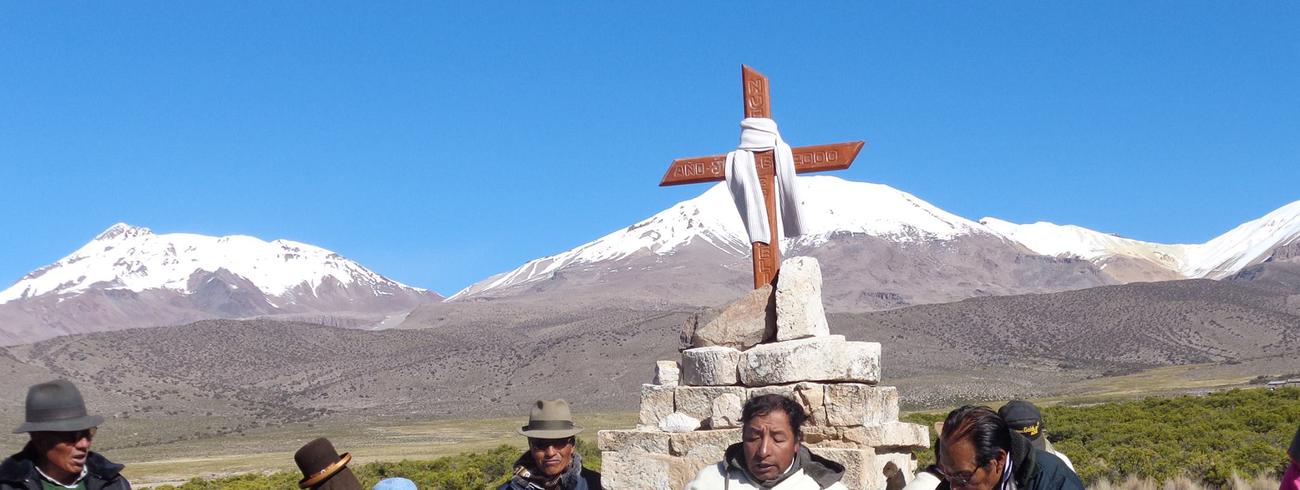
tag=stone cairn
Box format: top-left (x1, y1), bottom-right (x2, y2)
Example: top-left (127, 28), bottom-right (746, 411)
top-left (599, 257), bottom-right (930, 489)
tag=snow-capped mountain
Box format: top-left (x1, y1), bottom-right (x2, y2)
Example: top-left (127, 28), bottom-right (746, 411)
top-left (449, 175), bottom-right (1299, 309)
top-left (980, 199), bottom-right (1300, 280)
top-left (446, 176), bottom-right (1114, 310)
top-left (0, 224), bottom-right (439, 344)
top-left (1, 223), bottom-right (432, 304)
top-left (449, 176), bottom-right (991, 300)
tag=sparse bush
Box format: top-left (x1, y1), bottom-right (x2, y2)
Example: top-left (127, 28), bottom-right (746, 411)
top-left (153, 439), bottom-right (602, 489)
top-left (903, 388), bottom-right (1300, 487)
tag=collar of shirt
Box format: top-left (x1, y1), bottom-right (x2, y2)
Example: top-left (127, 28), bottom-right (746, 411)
top-left (34, 465), bottom-right (87, 489)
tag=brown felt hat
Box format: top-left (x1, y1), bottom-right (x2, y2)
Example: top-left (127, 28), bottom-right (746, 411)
top-left (14, 380), bottom-right (104, 434)
top-left (518, 399), bottom-right (584, 439)
top-left (294, 438), bottom-right (361, 490)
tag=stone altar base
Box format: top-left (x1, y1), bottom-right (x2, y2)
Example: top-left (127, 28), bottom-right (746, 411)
top-left (599, 257), bottom-right (929, 490)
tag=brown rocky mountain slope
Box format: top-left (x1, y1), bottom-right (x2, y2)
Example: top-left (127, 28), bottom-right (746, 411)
top-left (1, 277), bottom-right (1296, 452)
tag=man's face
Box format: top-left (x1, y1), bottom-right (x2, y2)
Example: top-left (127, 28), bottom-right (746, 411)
top-left (742, 409), bottom-right (800, 481)
top-left (528, 437), bottom-right (574, 477)
top-left (938, 437), bottom-right (1006, 490)
top-left (33, 428), bottom-right (95, 481)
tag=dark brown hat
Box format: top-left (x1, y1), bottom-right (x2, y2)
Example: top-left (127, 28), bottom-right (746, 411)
top-left (14, 380), bottom-right (104, 434)
top-left (294, 438), bottom-right (361, 490)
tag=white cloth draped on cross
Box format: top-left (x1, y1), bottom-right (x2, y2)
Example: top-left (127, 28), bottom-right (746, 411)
top-left (724, 117), bottom-right (805, 244)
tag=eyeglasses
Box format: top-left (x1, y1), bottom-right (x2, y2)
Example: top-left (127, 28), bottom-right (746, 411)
top-left (935, 467), bottom-right (979, 487)
top-left (937, 459), bottom-right (995, 488)
top-left (528, 437), bottom-right (573, 451)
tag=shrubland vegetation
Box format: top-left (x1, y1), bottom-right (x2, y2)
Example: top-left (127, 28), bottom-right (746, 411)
top-left (154, 388), bottom-right (1299, 489)
top-left (152, 440), bottom-right (601, 490)
top-left (902, 387), bottom-right (1300, 487)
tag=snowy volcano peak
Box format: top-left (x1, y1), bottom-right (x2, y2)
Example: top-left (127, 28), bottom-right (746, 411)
top-left (0, 223), bottom-right (429, 304)
top-left (1183, 199), bottom-right (1300, 278)
top-left (94, 222), bottom-right (154, 241)
top-left (449, 176), bottom-right (989, 300)
top-left (793, 176), bottom-right (985, 243)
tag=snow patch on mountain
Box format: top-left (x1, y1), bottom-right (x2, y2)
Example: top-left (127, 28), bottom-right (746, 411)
top-left (449, 176), bottom-right (990, 300)
top-left (980, 199), bottom-right (1300, 279)
top-left (0, 223), bottom-right (428, 304)
top-left (978, 218), bottom-right (1188, 269)
top-left (1181, 200), bottom-right (1300, 278)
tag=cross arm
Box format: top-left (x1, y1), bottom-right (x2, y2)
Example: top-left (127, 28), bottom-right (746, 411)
top-left (659, 140), bottom-right (865, 186)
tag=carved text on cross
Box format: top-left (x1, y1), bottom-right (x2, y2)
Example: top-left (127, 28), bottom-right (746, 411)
top-left (659, 65), bottom-right (865, 289)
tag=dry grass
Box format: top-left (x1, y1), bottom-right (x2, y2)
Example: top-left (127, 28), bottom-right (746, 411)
top-left (1089, 473), bottom-right (1281, 490)
top-left (117, 411), bottom-right (637, 488)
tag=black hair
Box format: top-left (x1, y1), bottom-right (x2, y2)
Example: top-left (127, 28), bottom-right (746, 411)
top-left (940, 405), bottom-right (1011, 468)
top-left (742, 394), bottom-right (807, 439)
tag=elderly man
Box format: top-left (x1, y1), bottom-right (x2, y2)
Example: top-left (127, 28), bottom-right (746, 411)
top-left (686, 394), bottom-right (848, 489)
top-left (0, 380), bottom-right (130, 490)
top-left (932, 406), bottom-right (1080, 490)
top-left (499, 400), bottom-right (601, 490)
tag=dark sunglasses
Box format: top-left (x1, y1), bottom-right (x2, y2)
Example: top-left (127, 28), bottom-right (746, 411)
top-left (46, 427), bottom-right (96, 443)
top-left (528, 437), bottom-right (574, 450)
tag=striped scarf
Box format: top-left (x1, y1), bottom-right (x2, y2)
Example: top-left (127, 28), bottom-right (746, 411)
top-left (998, 454), bottom-right (1016, 490)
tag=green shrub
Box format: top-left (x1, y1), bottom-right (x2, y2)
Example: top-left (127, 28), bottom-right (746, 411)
top-left (154, 439), bottom-right (602, 490)
top-left (902, 387), bottom-right (1300, 486)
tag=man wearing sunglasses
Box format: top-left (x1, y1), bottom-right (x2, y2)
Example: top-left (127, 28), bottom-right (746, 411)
top-left (932, 406), bottom-right (1080, 490)
top-left (499, 400), bottom-right (601, 490)
top-left (0, 380), bottom-right (130, 490)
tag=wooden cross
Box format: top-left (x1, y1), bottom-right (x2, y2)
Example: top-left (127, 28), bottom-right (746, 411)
top-left (659, 65), bottom-right (864, 289)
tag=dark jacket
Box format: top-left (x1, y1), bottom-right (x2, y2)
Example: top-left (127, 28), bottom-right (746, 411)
top-left (497, 452), bottom-right (600, 490)
top-left (0, 445), bottom-right (130, 490)
top-left (937, 432), bottom-right (1082, 490)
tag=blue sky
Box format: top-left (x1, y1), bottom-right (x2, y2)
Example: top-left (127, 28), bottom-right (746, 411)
top-left (2, 2), bottom-right (1297, 295)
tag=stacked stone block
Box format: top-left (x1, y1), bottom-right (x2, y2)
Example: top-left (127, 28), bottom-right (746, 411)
top-left (600, 257), bottom-right (930, 489)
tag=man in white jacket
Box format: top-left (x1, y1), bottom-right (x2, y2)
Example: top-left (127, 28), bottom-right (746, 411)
top-left (685, 394), bottom-right (849, 490)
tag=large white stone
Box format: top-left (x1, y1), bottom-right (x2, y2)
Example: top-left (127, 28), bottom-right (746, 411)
top-left (872, 450), bottom-right (919, 490)
top-left (668, 428), bottom-right (742, 461)
top-left (675, 386), bottom-right (746, 428)
top-left (860, 422), bottom-right (931, 448)
top-left (775, 256), bottom-right (830, 341)
top-left (710, 393), bottom-right (743, 429)
top-left (824, 383), bottom-right (889, 427)
top-left (681, 346), bottom-right (741, 386)
top-left (639, 384), bottom-right (674, 428)
top-left (691, 285), bottom-right (775, 349)
top-left (803, 426), bottom-right (870, 448)
top-left (880, 386), bottom-right (900, 423)
top-left (654, 360), bottom-right (680, 387)
top-left (598, 429), bottom-right (671, 454)
top-left (808, 447), bottom-right (875, 490)
top-left (738, 336), bottom-right (881, 386)
top-left (747, 382), bottom-right (828, 426)
top-left (601, 451), bottom-right (713, 490)
top-left (659, 412), bottom-right (702, 433)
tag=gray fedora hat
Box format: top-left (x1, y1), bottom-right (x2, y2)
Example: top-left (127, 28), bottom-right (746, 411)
top-left (14, 380), bottom-right (104, 434)
top-left (517, 399), bottom-right (583, 439)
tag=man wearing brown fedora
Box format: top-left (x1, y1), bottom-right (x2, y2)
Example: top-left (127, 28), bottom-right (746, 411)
top-left (294, 438), bottom-right (362, 490)
top-left (0, 380), bottom-right (130, 490)
top-left (498, 400), bottom-right (601, 490)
